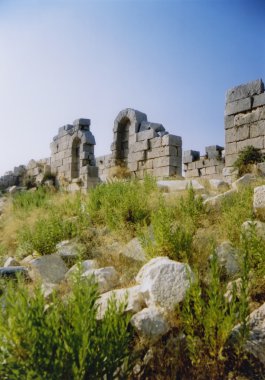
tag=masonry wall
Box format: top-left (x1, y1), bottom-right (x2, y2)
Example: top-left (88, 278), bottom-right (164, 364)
top-left (183, 146), bottom-right (225, 179)
top-left (224, 79), bottom-right (265, 178)
top-left (96, 108), bottom-right (182, 180)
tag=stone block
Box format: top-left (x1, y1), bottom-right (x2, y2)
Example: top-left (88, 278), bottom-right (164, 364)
top-left (128, 151), bottom-right (146, 162)
top-left (225, 115), bottom-right (234, 130)
top-left (226, 79), bottom-right (264, 103)
top-left (153, 156), bottom-right (180, 168)
top-left (237, 137), bottom-right (264, 152)
top-left (234, 106), bottom-right (265, 126)
top-left (139, 121), bottom-right (165, 133)
top-left (162, 134), bottom-right (182, 147)
top-left (73, 118), bottom-right (91, 127)
top-left (225, 154), bottom-right (238, 167)
top-left (187, 162), bottom-right (196, 170)
top-left (183, 150), bottom-right (200, 163)
top-left (225, 128), bottom-right (236, 143)
top-left (85, 166), bottom-right (98, 177)
top-left (136, 129), bottom-right (157, 142)
top-left (225, 97), bottom-right (252, 116)
top-left (226, 142), bottom-right (237, 155)
top-left (185, 168), bottom-right (200, 178)
top-left (138, 160), bottom-right (153, 170)
top-left (253, 93), bottom-right (265, 108)
top-left (236, 125), bottom-right (250, 141)
top-left (250, 120), bottom-right (265, 138)
top-left (130, 140), bottom-right (149, 153)
top-left (149, 137), bottom-right (162, 149)
top-left (153, 166), bottom-right (178, 178)
top-left (205, 166), bottom-right (217, 175)
top-left (128, 162), bottom-right (138, 171)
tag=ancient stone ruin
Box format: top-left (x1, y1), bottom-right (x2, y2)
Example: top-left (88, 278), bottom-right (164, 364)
top-left (1, 78), bottom-right (265, 191)
top-left (96, 108), bottom-right (182, 180)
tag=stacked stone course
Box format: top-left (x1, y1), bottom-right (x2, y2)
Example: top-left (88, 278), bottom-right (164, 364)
top-left (224, 79), bottom-right (265, 179)
top-left (96, 108), bottom-right (182, 180)
top-left (183, 145), bottom-right (224, 179)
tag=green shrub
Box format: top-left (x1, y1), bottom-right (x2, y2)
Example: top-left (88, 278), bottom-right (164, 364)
top-left (0, 276), bottom-right (132, 380)
top-left (13, 187), bottom-right (51, 212)
top-left (18, 214), bottom-right (78, 255)
top-left (87, 176), bottom-right (158, 232)
top-left (178, 251), bottom-right (249, 379)
top-left (233, 145), bottom-right (264, 177)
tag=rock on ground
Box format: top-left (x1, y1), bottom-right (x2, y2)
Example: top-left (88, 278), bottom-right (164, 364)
top-left (96, 285), bottom-right (145, 319)
top-left (232, 174), bottom-right (257, 191)
top-left (120, 238), bottom-right (147, 262)
top-left (28, 254), bottom-right (68, 284)
top-left (82, 266), bottom-right (119, 293)
top-left (253, 185), bottom-right (265, 221)
top-left (209, 179), bottom-right (230, 191)
top-left (215, 241), bottom-right (240, 278)
top-left (241, 220), bottom-right (265, 240)
top-left (65, 260), bottom-right (98, 279)
top-left (130, 307), bottom-right (170, 343)
top-left (0, 266), bottom-right (29, 279)
top-left (232, 302), bottom-right (265, 366)
top-left (157, 179), bottom-right (204, 192)
top-left (203, 189), bottom-right (236, 209)
top-left (3, 257), bottom-right (20, 267)
top-left (136, 257), bottom-right (193, 311)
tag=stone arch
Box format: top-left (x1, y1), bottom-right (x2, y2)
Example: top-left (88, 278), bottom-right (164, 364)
top-left (71, 137), bottom-right (81, 179)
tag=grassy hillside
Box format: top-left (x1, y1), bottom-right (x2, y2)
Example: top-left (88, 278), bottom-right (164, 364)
top-left (0, 177), bottom-right (264, 379)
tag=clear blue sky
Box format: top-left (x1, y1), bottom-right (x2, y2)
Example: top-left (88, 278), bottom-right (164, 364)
top-left (0, 0), bottom-right (264, 175)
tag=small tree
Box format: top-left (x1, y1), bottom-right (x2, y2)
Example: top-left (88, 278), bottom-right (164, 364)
top-left (233, 145), bottom-right (264, 177)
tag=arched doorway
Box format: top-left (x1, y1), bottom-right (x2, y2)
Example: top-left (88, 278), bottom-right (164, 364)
top-left (71, 137), bottom-right (81, 179)
top-left (116, 117), bottom-right (130, 161)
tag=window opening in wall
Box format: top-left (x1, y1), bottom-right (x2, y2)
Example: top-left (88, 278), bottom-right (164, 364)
top-left (116, 117), bottom-right (130, 162)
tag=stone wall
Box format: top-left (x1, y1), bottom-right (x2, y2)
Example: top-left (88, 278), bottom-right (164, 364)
top-left (96, 108), bottom-right (182, 180)
top-left (183, 145), bottom-right (225, 179)
top-left (224, 79), bottom-right (265, 179)
top-left (50, 118), bottom-right (99, 191)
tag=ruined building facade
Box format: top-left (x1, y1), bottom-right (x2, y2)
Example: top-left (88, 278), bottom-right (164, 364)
top-left (1, 78), bottom-right (265, 191)
top-left (96, 109), bottom-right (182, 180)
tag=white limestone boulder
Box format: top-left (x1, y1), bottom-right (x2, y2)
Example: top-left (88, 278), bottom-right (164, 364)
top-left (253, 185), bottom-right (265, 221)
top-left (232, 302), bottom-right (265, 366)
top-left (209, 179), bottom-right (230, 191)
top-left (157, 179), bottom-right (204, 192)
top-left (82, 266), bottom-right (119, 293)
top-left (203, 189), bottom-right (236, 209)
top-left (215, 241), bottom-right (240, 279)
top-left (241, 220), bottom-right (265, 240)
top-left (136, 257), bottom-right (193, 311)
top-left (120, 238), bottom-right (147, 262)
top-left (65, 259), bottom-right (98, 279)
top-left (96, 285), bottom-right (145, 319)
top-left (28, 254), bottom-right (68, 284)
top-left (130, 307), bottom-right (170, 343)
top-left (3, 257), bottom-right (20, 267)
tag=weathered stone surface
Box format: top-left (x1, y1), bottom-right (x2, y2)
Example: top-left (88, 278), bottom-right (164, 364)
top-left (120, 238), bottom-right (147, 262)
top-left (225, 142), bottom-right (237, 155)
top-left (249, 120), bottom-right (265, 138)
top-left (253, 185), bottom-right (265, 221)
top-left (0, 266), bottom-right (29, 279)
top-left (97, 285), bottom-right (145, 319)
top-left (241, 220), bottom-right (265, 240)
top-left (3, 257), bottom-right (20, 267)
top-left (234, 107), bottom-right (265, 127)
top-left (55, 240), bottom-right (82, 261)
top-left (224, 115), bottom-right (235, 130)
top-left (66, 260), bottom-right (98, 279)
top-left (225, 154), bottom-right (238, 167)
top-left (162, 134), bottom-right (182, 147)
top-left (232, 174), bottom-right (257, 190)
top-left (183, 150), bottom-right (200, 164)
top-left (29, 254), bottom-right (68, 284)
top-left (203, 189), bottom-right (236, 209)
top-left (209, 179), bottom-right (230, 191)
top-left (237, 136), bottom-right (264, 152)
top-left (232, 302), bottom-right (265, 366)
top-left (225, 97), bottom-right (252, 116)
top-left (136, 129), bottom-right (157, 142)
top-left (253, 93), bottom-right (265, 109)
top-left (215, 241), bottom-right (240, 278)
top-left (130, 307), bottom-right (170, 343)
top-left (136, 257), bottom-right (193, 311)
top-left (41, 282), bottom-right (58, 299)
top-left (82, 267), bottom-right (119, 293)
top-left (157, 179), bottom-right (204, 192)
top-left (225, 278), bottom-right (242, 302)
top-left (73, 118), bottom-right (91, 127)
top-left (226, 79), bottom-right (264, 103)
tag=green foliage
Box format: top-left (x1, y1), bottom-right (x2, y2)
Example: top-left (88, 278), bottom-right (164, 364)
top-left (220, 186), bottom-right (254, 243)
top-left (0, 276), bottom-right (132, 380)
top-left (179, 251), bottom-right (249, 379)
top-left (139, 187), bottom-right (203, 261)
top-left (18, 215), bottom-right (78, 255)
top-left (87, 176), bottom-right (158, 232)
top-left (13, 187), bottom-right (51, 212)
top-left (233, 145), bottom-right (264, 177)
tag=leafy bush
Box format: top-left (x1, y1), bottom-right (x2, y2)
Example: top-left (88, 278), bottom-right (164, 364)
top-left (178, 251), bottom-right (249, 379)
top-left (233, 145), bottom-right (264, 177)
top-left (18, 215), bottom-right (78, 255)
top-left (13, 187), bottom-right (51, 212)
top-left (0, 276), bottom-right (133, 380)
top-left (87, 176), bottom-right (158, 232)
